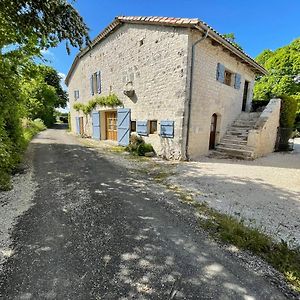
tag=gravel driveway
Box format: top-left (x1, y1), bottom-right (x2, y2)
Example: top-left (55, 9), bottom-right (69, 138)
top-left (0, 126), bottom-right (294, 299)
top-left (171, 139), bottom-right (300, 247)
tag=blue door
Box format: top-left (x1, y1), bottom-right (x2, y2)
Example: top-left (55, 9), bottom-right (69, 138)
top-left (117, 108), bottom-right (131, 146)
top-left (75, 117), bottom-right (80, 134)
top-left (92, 111), bottom-right (101, 140)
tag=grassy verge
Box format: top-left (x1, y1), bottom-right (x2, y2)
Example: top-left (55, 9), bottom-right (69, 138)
top-left (153, 171), bottom-right (300, 293)
top-left (23, 118), bottom-right (46, 146)
top-left (0, 118), bottom-right (46, 191)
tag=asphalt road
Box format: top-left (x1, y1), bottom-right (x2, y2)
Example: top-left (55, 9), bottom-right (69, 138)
top-left (0, 126), bottom-right (289, 299)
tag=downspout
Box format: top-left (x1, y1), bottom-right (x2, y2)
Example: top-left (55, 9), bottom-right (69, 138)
top-left (185, 28), bottom-right (209, 160)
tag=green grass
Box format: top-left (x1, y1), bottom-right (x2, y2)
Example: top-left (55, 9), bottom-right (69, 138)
top-left (0, 119), bottom-right (46, 191)
top-left (23, 118), bottom-right (46, 145)
top-left (199, 207), bottom-right (300, 291)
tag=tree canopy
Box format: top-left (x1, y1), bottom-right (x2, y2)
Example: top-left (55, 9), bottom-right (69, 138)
top-left (254, 39), bottom-right (300, 101)
top-left (222, 33), bottom-right (243, 50)
top-left (0, 0), bottom-right (89, 189)
top-left (0, 0), bottom-right (90, 54)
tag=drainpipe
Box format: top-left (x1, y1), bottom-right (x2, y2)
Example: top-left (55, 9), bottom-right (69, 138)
top-left (185, 29), bottom-right (209, 160)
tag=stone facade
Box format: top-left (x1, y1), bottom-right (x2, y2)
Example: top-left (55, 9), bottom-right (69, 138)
top-left (67, 17), bottom-right (266, 160)
top-left (186, 30), bottom-right (256, 159)
top-left (68, 23), bottom-right (189, 159)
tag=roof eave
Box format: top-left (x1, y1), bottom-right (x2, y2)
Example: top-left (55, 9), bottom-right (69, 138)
top-left (193, 24), bottom-right (267, 76)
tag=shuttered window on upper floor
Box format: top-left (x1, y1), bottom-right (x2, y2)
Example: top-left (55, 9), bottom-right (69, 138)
top-left (216, 63), bottom-right (241, 90)
top-left (74, 90), bottom-right (80, 100)
top-left (90, 71), bottom-right (102, 95)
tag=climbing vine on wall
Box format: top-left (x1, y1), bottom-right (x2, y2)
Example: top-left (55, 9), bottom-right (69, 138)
top-left (73, 94), bottom-right (122, 115)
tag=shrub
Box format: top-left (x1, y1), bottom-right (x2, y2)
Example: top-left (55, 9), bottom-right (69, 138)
top-left (137, 143), bottom-right (154, 156)
top-left (125, 134), bottom-right (154, 156)
top-left (23, 118), bottom-right (46, 144)
top-left (279, 95), bottom-right (297, 128)
top-left (125, 134), bottom-right (144, 153)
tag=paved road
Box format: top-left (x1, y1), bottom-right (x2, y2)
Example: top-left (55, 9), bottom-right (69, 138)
top-left (0, 127), bottom-right (289, 299)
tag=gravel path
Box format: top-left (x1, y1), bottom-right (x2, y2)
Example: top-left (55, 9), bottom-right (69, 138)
top-left (0, 147), bottom-right (37, 274)
top-left (0, 126), bottom-right (296, 299)
top-left (171, 139), bottom-right (300, 247)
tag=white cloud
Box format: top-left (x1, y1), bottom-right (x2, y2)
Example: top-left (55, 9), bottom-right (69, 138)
top-left (58, 72), bottom-right (67, 91)
top-left (41, 49), bottom-right (54, 57)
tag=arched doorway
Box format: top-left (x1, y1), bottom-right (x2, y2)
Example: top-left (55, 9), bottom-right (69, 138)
top-left (209, 113), bottom-right (217, 149)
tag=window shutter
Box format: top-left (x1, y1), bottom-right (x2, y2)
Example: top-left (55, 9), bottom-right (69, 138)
top-left (90, 75), bottom-right (94, 96)
top-left (136, 121), bottom-right (148, 136)
top-left (160, 121), bottom-right (174, 138)
top-left (216, 63), bottom-right (225, 83)
top-left (234, 73), bottom-right (241, 89)
top-left (74, 90), bottom-right (77, 99)
top-left (117, 108), bottom-right (131, 146)
top-left (97, 71), bottom-right (101, 94)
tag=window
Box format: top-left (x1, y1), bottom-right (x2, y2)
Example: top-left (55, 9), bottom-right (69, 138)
top-left (131, 121), bottom-right (136, 132)
top-left (224, 70), bottom-right (233, 86)
top-left (150, 120), bottom-right (157, 134)
top-left (90, 71), bottom-right (101, 95)
top-left (74, 90), bottom-right (80, 100)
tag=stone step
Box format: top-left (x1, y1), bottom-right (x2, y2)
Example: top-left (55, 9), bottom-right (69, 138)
top-left (222, 138), bottom-right (247, 144)
top-left (215, 146), bottom-right (254, 159)
top-left (231, 123), bottom-right (255, 129)
top-left (238, 112), bottom-right (261, 120)
top-left (218, 142), bottom-right (252, 150)
top-left (234, 119), bottom-right (257, 124)
top-left (227, 131), bottom-right (249, 137)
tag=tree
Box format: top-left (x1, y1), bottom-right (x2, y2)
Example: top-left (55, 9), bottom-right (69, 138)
top-left (21, 65), bottom-right (68, 126)
top-left (0, 0), bottom-right (89, 189)
top-left (254, 39), bottom-right (300, 100)
top-left (0, 0), bottom-right (90, 54)
top-left (222, 33), bottom-right (243, 50)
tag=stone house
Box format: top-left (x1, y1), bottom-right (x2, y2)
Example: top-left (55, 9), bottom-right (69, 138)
top-left (66, 16), bottom-right (280, 160)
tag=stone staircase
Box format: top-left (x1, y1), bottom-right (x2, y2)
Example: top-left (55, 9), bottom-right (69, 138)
top-left (211, 112), bottom-right (261, 159)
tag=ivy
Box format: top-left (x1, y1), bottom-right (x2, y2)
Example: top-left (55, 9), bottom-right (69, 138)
top-left (73, 94), bottom-right (122, 115)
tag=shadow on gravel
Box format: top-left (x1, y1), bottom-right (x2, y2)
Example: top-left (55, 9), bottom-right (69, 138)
top-left (0, 135), bottom-right (289, 299)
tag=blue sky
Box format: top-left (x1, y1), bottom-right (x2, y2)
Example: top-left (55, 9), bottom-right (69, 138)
top-left (45, 0), bottom-right (300, 88)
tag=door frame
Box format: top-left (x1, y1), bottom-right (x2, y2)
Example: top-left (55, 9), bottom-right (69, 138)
top-left (242, 81), bottom-right (249, 112)
top-left (105, 110), bottom-right (118, 141)
top-left (209, 113), bottom-right (217, 150)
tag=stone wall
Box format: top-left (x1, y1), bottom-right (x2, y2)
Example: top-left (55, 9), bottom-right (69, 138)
top-left (186, 30), bottom-right (256, 159)
top-left (247, 99), bottom-right (281, 157)
top-left (68, 23), bottom-right (190, 159)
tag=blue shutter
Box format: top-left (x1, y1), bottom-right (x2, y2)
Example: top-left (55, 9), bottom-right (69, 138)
top-left (117, 108), bottom-right (131, 146)
top-left (90, 75), bottom-right (94, 96)
top-left (160, 121), bottom-right (174, 138)
top-left (92, 111), bottom-right (101, 140)
top-left (234, 73), bottom-right (242, 89)
top-left (97, 71), bottom-right (101, 94)
top-left (216, 63), bottom-right (225, 83)
top-left (137, 121), bottom-right (148, 136)
top-left (75, 117), bottom-right (80, 134)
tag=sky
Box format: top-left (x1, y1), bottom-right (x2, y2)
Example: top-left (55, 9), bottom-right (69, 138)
top-left (44, 0), bottom-right (300, 92)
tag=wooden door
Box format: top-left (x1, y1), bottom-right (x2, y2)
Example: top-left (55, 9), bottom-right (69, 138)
top-left (79, 117), bottom-right (84, 135)
top-left (242, 81), bottom-right (249, 112)
top-left (209, 114), bottom-right (217, 150)
top-left (105, 111), bottom-right (117, 141)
